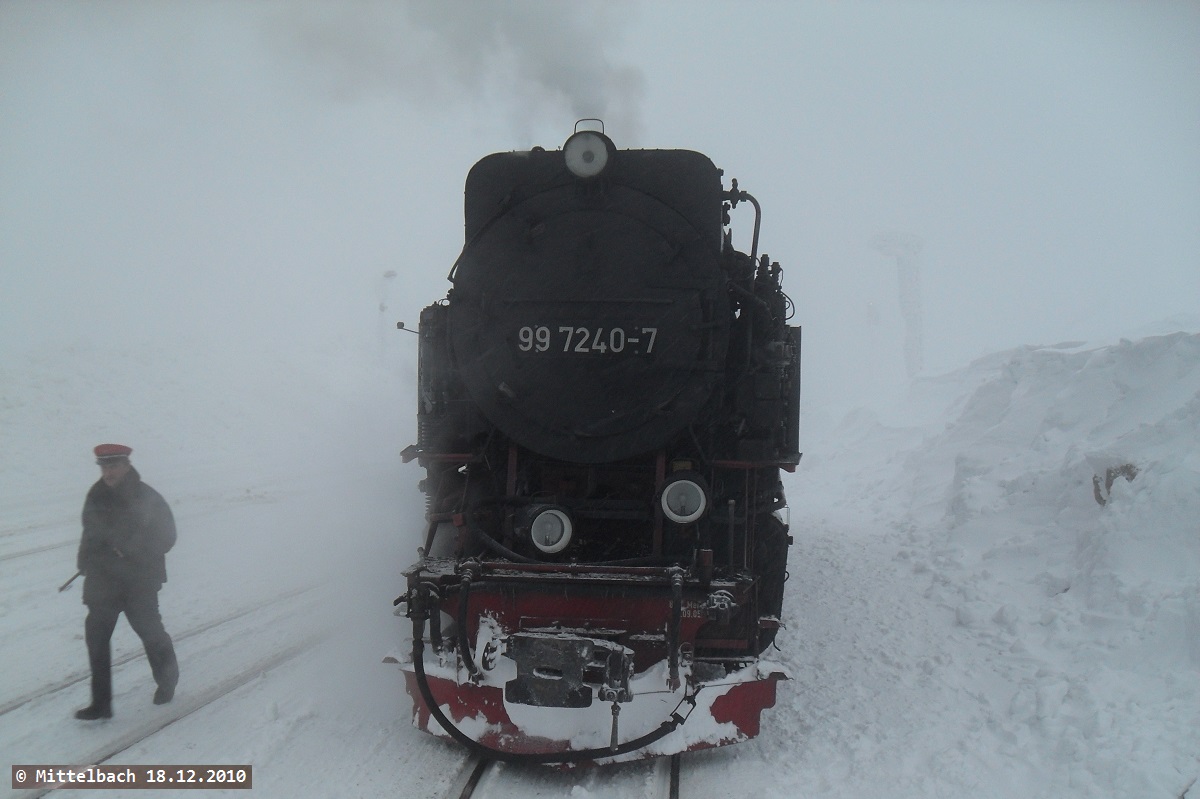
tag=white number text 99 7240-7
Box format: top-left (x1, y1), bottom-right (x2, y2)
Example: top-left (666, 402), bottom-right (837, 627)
top-left (516, 326), bottom-right (658, 354)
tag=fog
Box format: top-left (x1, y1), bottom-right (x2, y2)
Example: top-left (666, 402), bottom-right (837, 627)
top-left (3, 0), bottom-right (1198, 422)
top-left (2, 6), bottom-right (1198, 791)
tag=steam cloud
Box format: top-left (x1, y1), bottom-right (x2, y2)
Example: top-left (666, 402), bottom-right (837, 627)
top-left (269, 1), bottom-right (645, 143)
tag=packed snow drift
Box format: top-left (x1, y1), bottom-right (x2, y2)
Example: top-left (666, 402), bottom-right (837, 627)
top-left (1, 329), bottom-right (1197, 798)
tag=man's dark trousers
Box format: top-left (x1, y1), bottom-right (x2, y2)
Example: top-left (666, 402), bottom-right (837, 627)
top-left (85, 587), bottom-right (177, 708)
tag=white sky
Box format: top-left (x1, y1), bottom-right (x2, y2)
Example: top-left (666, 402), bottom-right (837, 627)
top-left (2, 0), bottom-right (1197, 414)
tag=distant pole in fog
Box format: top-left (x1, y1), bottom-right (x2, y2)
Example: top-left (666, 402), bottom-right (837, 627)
top-left (872, 232), bottom-right (924, 379)
top-left (377, 270), bottom-right (398, 356)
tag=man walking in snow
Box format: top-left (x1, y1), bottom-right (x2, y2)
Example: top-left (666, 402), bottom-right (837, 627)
top-left (74, 444), bottom-right (179, 720)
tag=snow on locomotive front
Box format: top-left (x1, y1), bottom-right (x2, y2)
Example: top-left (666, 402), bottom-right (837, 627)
top-left (393, 126), bottom-right (801, 764)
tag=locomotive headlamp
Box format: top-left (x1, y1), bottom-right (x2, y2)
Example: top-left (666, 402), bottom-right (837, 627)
top-left (563, 130), bottom-right (613, 179)
top-left (660, 474), bottom-right (709, 524)
top-left (528, 506), bottom-right (574, 554)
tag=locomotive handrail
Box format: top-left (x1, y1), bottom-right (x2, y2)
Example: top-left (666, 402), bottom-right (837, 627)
top-left (401, 447), bottom-right (476, 465)
top-left (724, 181), bottom-right (762, 263)
top-left (476, 560), bottom-right (691, 578)
top-left (445, 170), bottom-right (573, 282)
top-left (712, 458), bottom-right (802, 471)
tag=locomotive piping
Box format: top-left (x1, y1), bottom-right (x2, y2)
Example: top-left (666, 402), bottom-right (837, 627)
top-left (423, 581), bottom-right (443, 651)
top-left (724, 184), bottom-right (762, 263)
top-left (728, 281), bottom-right (771, 314)
top-left (669, 568), bottom-right (683, 689)
top-left (746, 193), bottom-right (762, 263)
top-left (457, 566), bottom-right (482, 679)
top-left (463, 523), bottom-right (540, 564)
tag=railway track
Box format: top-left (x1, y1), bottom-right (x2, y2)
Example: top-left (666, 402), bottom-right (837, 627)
top-left (448, 753), bottom-right (682, 799)
top-left (0, 583), bottom-right (320, 718)
top-left (0, 539), bottom-right (74, 563)
top-left (11, 630), bottom-right (327, 799)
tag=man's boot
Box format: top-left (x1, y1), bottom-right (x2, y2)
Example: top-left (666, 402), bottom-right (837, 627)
top-left (74, 703), bottom-right (112, 720)
top-left (153, 653), bottom-right (178, 704)
top-left (153, 683), bottom-right (175, 704)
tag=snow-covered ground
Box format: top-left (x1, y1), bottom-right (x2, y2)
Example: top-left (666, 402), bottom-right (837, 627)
top-left (2, 327), bottom-right (1198, 798)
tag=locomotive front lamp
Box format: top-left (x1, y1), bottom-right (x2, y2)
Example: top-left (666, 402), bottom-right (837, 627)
top-left (660, 475), bottom-right (709, 524)
top-left (563, 130), bottom-right (613, 179)
top-left (529, 506), bottom-right (574, 554)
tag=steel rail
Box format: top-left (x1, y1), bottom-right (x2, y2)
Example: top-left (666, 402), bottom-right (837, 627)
top-left (450, 753), bottom-right (682, 799)
top-left (11, 630), bottom-right (327, 799)
top-left (0, 583), bottom-right (320, 717)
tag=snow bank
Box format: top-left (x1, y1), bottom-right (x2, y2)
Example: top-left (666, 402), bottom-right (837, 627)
top-left (787, 332), bottom-right (1200, 797)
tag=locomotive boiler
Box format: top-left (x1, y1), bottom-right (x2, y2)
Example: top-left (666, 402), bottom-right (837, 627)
top-left (394, 123), bottom-right (801, 764)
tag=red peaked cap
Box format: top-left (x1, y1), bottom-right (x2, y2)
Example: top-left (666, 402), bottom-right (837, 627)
top-left (94, 443), bottom-right (133, 462)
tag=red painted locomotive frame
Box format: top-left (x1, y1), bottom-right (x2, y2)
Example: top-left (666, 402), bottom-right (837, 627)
top-left (395, 558), bottom-right (788, 764)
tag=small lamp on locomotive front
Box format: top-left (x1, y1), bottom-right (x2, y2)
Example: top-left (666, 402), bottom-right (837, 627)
top-left (659, 474), bottom-right (709, 524)
top-left (563, 129), bottom-right (614, 179)
top-left (527, 505), bottom-right (574, 554)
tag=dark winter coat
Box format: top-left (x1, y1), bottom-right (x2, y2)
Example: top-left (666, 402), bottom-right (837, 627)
top-left (77, 467), bottom-right (176, 606)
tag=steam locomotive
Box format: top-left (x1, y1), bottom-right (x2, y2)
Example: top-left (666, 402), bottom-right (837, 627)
top-left (394, 123), bottom-right (800, 764)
